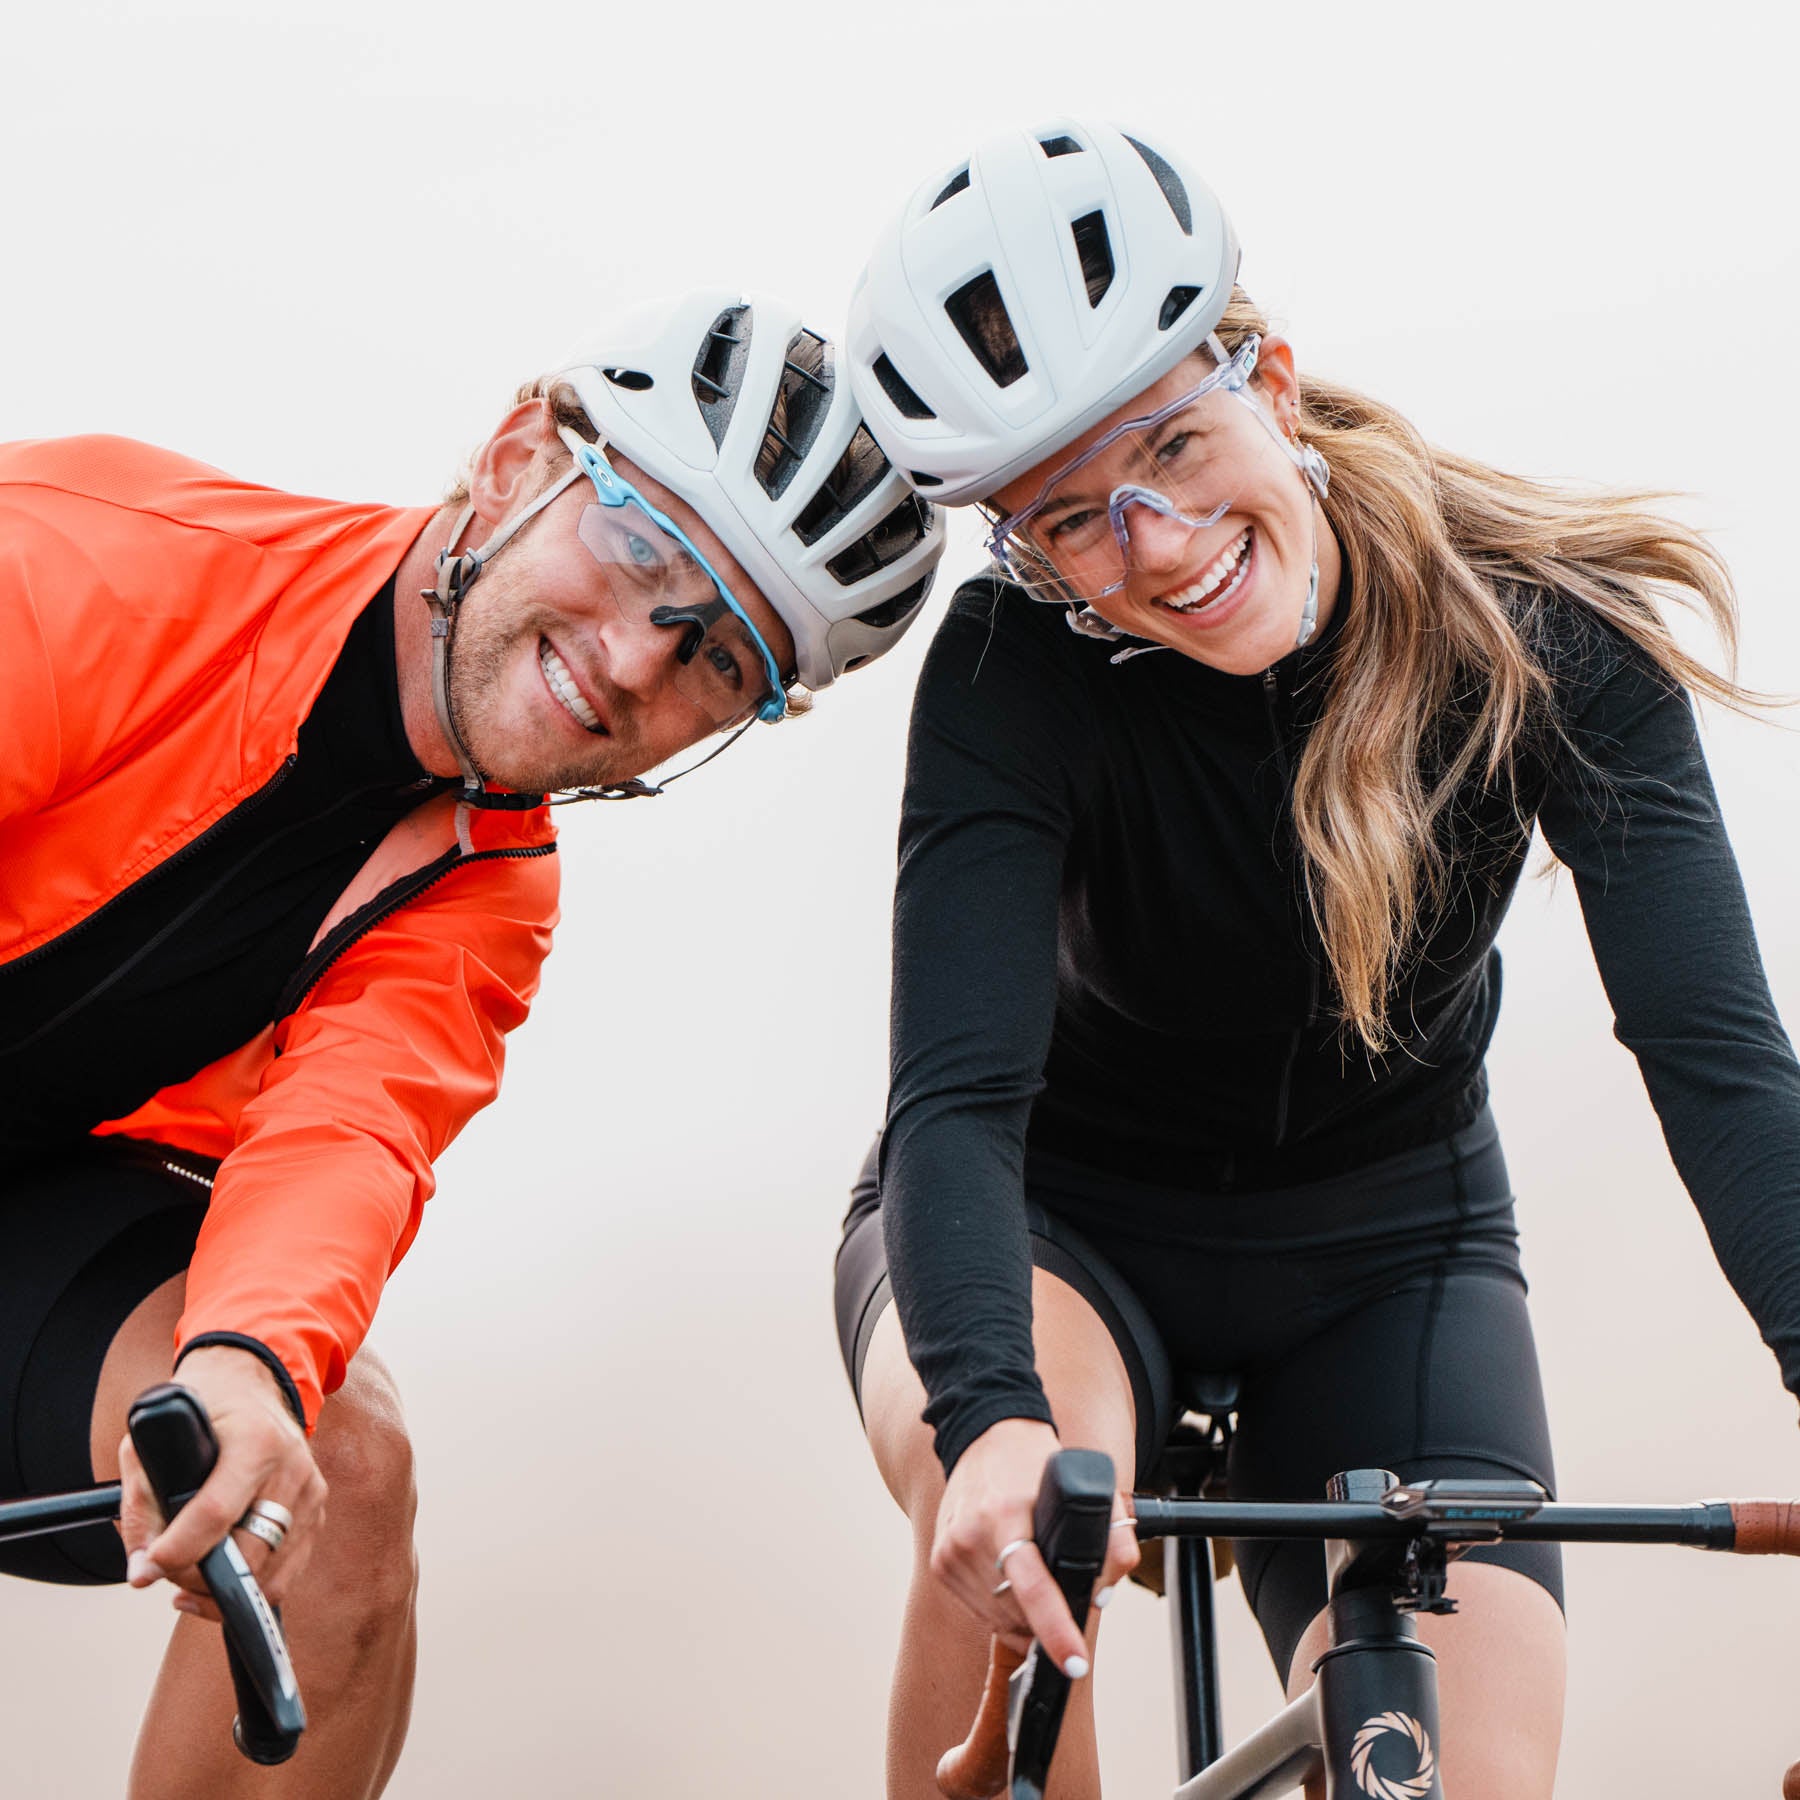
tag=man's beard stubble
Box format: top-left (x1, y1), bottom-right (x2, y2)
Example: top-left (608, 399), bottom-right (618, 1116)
top-left (444, 588), bottom-right (647, 794)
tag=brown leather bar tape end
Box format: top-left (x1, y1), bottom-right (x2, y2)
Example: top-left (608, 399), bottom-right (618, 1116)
top-left (1731, 1500), bottom-right (1800, 1555)
top-left (936, 1638), bottom-right (1026, 1800)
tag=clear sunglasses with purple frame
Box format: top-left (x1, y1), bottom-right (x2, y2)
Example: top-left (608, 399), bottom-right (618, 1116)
top-left (981, 335), bottom-right (1265, 597)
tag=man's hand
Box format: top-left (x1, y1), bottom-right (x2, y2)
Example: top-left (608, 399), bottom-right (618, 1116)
top-left (929, 1417), bottom-right (1138, 1680)
top-left (118, 1347), bottom-right (327, 1615)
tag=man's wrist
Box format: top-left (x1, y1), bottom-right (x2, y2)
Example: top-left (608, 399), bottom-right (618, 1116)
top-left (174, 1333), bottom-right (308, 1429)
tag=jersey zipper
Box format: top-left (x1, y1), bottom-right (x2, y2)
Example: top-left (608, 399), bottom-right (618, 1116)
top-left (1263, 666), bottom-right (1322, 1147)
top-left (275, 840), bottom-right (556, 1017)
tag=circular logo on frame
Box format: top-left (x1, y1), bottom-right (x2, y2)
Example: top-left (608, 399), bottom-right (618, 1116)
top-left (1350, 1710), bottom-right (1437, 1799)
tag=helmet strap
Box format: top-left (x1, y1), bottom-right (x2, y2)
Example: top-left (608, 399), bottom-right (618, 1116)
top-left (420, 466), bottom-right (587, 801)
top-left (1294, 558), bottom-right (1321, 650)
top-left (1289, 436), bottom-right (1330, 651)
top-left (549, 716), bottom-right (756, 803)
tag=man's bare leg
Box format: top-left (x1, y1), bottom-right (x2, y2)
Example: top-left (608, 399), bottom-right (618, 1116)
top-left (91, 1274), bottom-right (419, 1799)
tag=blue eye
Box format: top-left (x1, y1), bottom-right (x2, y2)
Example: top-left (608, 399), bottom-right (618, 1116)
top-left (704, 641), bottom-right (745, 691)
top-left (624, 531), bottom-right (659, 569)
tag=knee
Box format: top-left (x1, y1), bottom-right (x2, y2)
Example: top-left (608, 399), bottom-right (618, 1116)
top-left (310, 1351), bottom-right (418, 1617)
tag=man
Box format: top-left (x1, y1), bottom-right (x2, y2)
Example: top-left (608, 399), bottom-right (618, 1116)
top-left (0, 287), bottom-right (942, 1796)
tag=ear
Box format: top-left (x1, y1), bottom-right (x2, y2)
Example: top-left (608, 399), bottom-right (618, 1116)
top-left (1250, 335), bottom-right (1302, 435)
top-left (465, 398), bottom-right (561, 535)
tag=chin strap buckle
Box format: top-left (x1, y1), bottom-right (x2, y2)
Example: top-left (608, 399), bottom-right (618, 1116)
top-left (1064, 604), bottom-right (1121, 642)
top-left (427, 548), bottom-right (484, 614)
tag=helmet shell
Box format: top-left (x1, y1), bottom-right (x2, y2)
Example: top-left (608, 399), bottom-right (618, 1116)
top-left (558, 289), bottom-right (944, 689)
top-left (848, 120), bottom-right (1240, 505)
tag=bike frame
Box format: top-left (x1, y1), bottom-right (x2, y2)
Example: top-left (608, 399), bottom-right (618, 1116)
top-left (1153, 1471), bottom-right (1444, 1800)
top-left (1140, 1481), bottom-right (1770, 1798)
top-left (964, 1441), bottom-right (1800, 1800)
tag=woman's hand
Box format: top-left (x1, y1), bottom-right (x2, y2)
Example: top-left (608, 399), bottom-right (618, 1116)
top-left (118, 1347), bottom-right (328, 1616)
top-left (930, 1417), bottom-right (1139, 1679)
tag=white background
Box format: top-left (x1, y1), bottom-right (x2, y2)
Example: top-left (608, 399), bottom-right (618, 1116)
top-left (3, 1), bottom-right (1798, 1793)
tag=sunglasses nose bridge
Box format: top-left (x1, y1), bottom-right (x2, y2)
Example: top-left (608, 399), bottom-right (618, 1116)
top-left (598, 600), bottom-right (690, 698)
top-left (1110, 493), bottom-right (1198, 572)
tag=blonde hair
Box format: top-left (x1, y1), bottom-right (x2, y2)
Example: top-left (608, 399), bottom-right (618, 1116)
top-left (1190, 288), bottom-right (1754, 1050)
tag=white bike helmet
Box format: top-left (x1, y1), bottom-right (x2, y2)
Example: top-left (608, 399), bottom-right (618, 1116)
top-left (557, 289), bottom-right (945, 690)
top-left (847, 120), bottom-right (1240, 505)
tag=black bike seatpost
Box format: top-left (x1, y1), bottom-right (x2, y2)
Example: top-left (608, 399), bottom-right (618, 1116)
top-left (127, 1384), bottom-right (306, 1764)
top-left (1168, 1507), bottom-right (1224, 1774)
top-left (1311, 1469), bottom-right (1442, 1800)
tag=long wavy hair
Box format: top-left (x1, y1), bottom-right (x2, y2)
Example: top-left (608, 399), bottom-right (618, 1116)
top-left (1197, 288), bottom-right (1751, 1051)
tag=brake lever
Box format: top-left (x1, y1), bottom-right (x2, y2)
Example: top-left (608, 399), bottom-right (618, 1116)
top-left (126, 1383), bottom-right (307, 1764)
top-left (1007, 1448), bottom-right (1115, 1800)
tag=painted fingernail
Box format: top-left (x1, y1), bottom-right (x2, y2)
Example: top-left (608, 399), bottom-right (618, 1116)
top-left (1064, 1655), bottom-right (1091, 1680)
top-left (127, 1551), bottom-right (166, 1585)
top-left (172, 1594), bottom-right (202, 1616)
top-left (1093, 1585), bottom-right (1114, 1609)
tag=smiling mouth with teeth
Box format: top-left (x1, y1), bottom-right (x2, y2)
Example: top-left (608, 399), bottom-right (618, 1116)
top-left (1156, 526), bottom-right (1254, 615)
top-left (539, 639), bottom-right (606, 733)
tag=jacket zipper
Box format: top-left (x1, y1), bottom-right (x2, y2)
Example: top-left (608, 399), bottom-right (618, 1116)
top-left (3, 756), bottom-right (300, 977)
top-left (276, 841), bottom-right (555, 1017)
top-left (1263, 667), bottom-right (1321, 1147)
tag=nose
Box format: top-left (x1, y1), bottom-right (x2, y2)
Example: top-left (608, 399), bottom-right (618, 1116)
top-left (600, 610), bottom-right (685, 700)
top-left (1115, 500), bottom-right (1195, 576)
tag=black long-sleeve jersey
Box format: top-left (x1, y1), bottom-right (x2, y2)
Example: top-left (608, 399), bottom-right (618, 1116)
top-left (880, 573), bottom-right (1800, 1474)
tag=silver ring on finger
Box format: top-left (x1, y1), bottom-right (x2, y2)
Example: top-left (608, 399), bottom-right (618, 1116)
top-left (994, 1537), bottom-right (1031, 1578)
top-left (991, 1578), bottom-right (1013, 1598)
top-left (236, 1512), bottom-right (287, 1554)
top-left (1110, 1517), bottom-right (1137, 1532)
top-left (246, 1498), bottom-right (295, 1533)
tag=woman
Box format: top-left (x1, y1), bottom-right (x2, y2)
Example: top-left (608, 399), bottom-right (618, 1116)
top-left (830, 119), bottom-right (1800, 1799)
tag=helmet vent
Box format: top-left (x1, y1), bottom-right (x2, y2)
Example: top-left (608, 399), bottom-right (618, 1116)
top-left (930, 167), bottom-right (972, 209)
top-left (1071, 211), bottom-right (1115, 307)
top-left (827, 494), bottom-right (934, 586)
top-left (792, 423), bottom-right (891, 546)
top-left (854, 569), bottom-right (936, 630)
top-left (1038, 133), bottom-right (1083, 158)
top-left (602, 368), bottom-right (653, 391)
top-left (909, 470), bottom-right (944, 488)
top-left (755, 328), bottom-right (834, 500)
top-left (690, 304), bottom-right (752, 448)
top-left (1123, 135), bottom-right (1193, 235)
top-left (871, 353), bottom-right (937, 421)
top-left (1158, 285), bottom-right (1202, 331)
top-left (946, 272), bottom-right (1029, 388)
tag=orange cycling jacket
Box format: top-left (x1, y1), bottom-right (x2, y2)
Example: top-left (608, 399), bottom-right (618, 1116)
top-left (0, 436), bottom-right (560, 1428)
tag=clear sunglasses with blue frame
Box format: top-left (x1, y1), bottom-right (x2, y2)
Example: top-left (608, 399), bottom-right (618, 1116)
top-left (560, 429), bottom-right (789, 729)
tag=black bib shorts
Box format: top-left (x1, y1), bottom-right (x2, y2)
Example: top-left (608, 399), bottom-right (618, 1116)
top-left (0, 1137), bottom-right (214, 1584)
top-left (833, 1108), bottom-right (1562, 1680)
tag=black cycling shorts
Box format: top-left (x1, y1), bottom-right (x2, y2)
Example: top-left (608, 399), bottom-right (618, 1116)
top-left (0, 1137), bottom-right (214, 1585)
top-left (833, 1107), bottom-right (1562, 1680)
